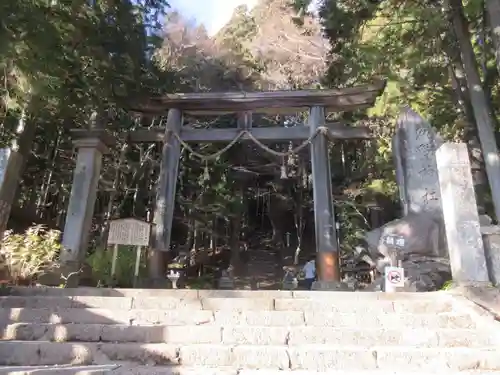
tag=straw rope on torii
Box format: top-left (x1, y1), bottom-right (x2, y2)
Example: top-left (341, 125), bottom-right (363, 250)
top-left (169, 125), bottom-right (331, 160)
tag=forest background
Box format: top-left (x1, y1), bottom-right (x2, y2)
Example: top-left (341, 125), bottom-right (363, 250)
top-left (1, 0), bottom-right (499, 286)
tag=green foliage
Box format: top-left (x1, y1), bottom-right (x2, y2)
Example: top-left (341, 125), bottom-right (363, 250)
top-left (441, 280), bottom-right (454, 290)
top-left (364, 179), bottom-right (398, 199)
top-left (0, 225), bottom-right (61, 282)
top-left (86, 246), bottom-right (147, 288)
top-left (185, 274), bottom-right (214, 289)
top-left (1, 0), bottom-right (170, 141)
top-left (336, 201), bottom-right (369, 253)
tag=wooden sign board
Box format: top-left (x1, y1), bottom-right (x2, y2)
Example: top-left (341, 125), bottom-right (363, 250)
top-left (108, 218), bottom-right (151, 247)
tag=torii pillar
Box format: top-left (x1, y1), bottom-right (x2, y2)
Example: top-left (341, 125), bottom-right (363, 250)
top-left (308, 106), bottom-right (341, 288)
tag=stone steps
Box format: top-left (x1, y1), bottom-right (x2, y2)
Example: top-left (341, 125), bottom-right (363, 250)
top-left (110, 370), bottom-right (500, 375)
top-left (2, 324), bottom-right (496, 347)
top-left (0, 288), bottom-right (499, 372)
top-left (0, 295), bottom-right (457, 314)
top-left (0, 308), bottom-right (476, 328)
top-left (0, 365), bottom-right (117, 375)
top-left (0, 287), bottom-right (447, 299)
top-left (4, 368), bottom-right (500, 375)
top-left (1, 342), bottom-right (500, 370)
top-left (113, 371), bottom-right (500, 375)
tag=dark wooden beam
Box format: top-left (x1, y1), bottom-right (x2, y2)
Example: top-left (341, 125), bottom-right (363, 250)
top-left (129, 80), bottom-right (386, 115)
top-left (129, 123), bottom-right (372, 143)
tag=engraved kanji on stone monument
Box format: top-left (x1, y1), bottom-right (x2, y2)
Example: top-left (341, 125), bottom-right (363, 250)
top-left (393, 108), bottom-right (443, 215)
top-left (436, 142), bottom-right (489, 283)
top-left (108, 218), bottom-right (151, 246)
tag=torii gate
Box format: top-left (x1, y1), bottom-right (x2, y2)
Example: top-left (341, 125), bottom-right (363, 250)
top-left (60, 81), bottom-right (385, 287)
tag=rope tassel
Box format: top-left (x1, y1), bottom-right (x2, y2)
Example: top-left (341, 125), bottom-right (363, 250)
top-left (203, 161), bottom-right (210, 181)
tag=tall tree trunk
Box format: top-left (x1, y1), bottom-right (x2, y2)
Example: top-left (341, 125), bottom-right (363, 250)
top-left (446, 43), bottom-right (489, 211)
top-left (37, 131), bottom-right (62, 217)
top-left (448, 0), bottom-right (500, 221)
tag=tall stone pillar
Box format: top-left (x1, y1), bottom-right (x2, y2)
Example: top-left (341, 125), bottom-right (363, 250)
top-left (61, 129), bottom-right (113, 263)
top-left (0, 149), bottom-right (23, 236)
top-left (308, 106), bottom-right (340, 285)
top-left (436, 142), bottom-right (489, 283)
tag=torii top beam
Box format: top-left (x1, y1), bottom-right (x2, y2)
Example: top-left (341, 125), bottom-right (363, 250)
top-left (130, 80), bottom-right (386, 115)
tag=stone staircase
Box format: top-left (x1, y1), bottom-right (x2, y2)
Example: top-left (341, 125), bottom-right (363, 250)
top-left (1, 287), bottom-right (500, 374)
top-left (235, 248), bottom-right (282, 290)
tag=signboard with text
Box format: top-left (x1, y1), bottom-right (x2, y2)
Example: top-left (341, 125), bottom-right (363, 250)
top-left (108, 218), bottom-right (151, 246)
top-left (383, 234), bottom-right (406, 249)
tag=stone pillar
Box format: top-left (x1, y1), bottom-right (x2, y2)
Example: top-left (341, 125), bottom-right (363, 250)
top-left (0, 149), bottom-right (23, 236)
top-left (150, 108), bottom-right (183, 280)
top-left (436, 142), bottom-right (489, 283)
top-left (480, 225), bottom-right (500, 286)
top-left (61, 129), bottom-right (113, 263)
top-left (308, 106), bottom-right (340, 285)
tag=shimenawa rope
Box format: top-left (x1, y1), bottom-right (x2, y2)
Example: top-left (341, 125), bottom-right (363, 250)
top-left (169, 126), bottom-right (330, 160)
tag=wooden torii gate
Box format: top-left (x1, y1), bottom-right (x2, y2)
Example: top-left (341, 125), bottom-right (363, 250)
top-left (130, 81), bottom-right (385, 285)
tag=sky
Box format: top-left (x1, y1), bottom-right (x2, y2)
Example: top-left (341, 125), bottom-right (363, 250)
top-left (168, 0), bottom-right (259, 36)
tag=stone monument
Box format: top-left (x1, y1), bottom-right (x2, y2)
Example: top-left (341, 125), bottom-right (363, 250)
top-left (361, 211), bottom-right (451, 291)
top-left (360, 108), bottom-right (452, 291)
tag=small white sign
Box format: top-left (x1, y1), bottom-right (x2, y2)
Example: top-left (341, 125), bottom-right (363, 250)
top-left (383, 234), bottom-right (406, 249)
top-left (385, 266), bottom-right (405, 287)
